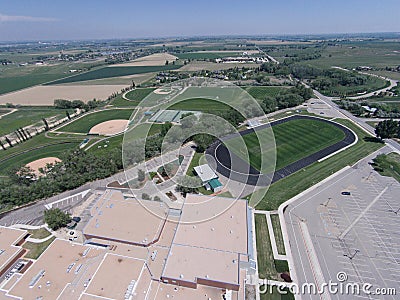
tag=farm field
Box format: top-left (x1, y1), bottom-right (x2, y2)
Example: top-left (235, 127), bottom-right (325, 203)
top-left (225, 118), bottom-right (345, 172)
top-left (175, 51), bottom-right (242, 60)
top-left (110, 53), bottom-right (178, 67)
top-left (0, 108), bottom-right (71, 136)
top-left (255, 119), bottom-right (384, 210)
top-left (297, 42), bottom-right (400, 69)
top-left (0, 85), bottom-right (126, 106)
top-left (178, 61), bottom-right (257, 71)
top-left (46, 65), bottom-right (181, 85)
top-left (0, 62), bottom-right (105, 95)
top-left (58, 109), bottom-right (134, 134)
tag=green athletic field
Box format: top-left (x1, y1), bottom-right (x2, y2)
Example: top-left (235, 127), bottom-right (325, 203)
top-left (58, 109), bottom-right (134, 134)
top-left (0, 108), bottom-right (72, 136)
top-left (224, 118), bottom-right (345, 173)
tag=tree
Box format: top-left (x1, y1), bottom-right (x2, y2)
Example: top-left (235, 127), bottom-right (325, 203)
top-left (44, 208), bottom-right (71, 230)
top-left (42, 118), bottom-right (49, 131)
top-left (375, 119), bottom-right (399, 139)
top-left (176, 176), bottom-right (202, 197)
top-left (137, 169), bottom-right (145, 182)
top-left (142, 193), bottom-right (151, 200)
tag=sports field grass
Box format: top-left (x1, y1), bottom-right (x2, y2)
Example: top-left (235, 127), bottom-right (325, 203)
top-left (254, 119), bottom-right (384, 210)
top-left (0, 108), bottom-right (71, 136)
top-left (125, 88), bottom-right (155, 101)
top-left (169, 98), bottom-right (231, 113)
top-left (46, 65), bottom-right (181, 85)
top-left (225, 118), bottom-right (345, 173)
top-left (58, 109), bottom-right (134, 133)
top-left (90, 123), bottom-right (163, 155)
top-left (0, 139), bottom-right (80, 176)
top-left (244, 86), bottom-right (287, 100)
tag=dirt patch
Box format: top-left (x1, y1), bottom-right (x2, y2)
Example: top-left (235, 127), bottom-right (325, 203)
top-left (0, 85), bottom-right (127, 106)
top-left (89, 119), bottom-right (129, 135)
top-left (110, 53), bottom-right (178, 67)
top-left (26, 157), bottom-right (61, 176)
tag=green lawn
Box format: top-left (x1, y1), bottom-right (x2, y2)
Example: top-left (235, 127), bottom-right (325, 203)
top-left (169, 98), bottom-right (231, 113)
top-left (372, 152), bottom-right (400, 182)
top-left (255, 214), bottom-right (289, 281)
top-left (0, 108), bottom-right (71, 136)
top-left (255, 119), bottom-right (384, 210)
top-left (125, 88), bottom-right (156, 101)
top-left (244, 86), bottom-right (287, 100)
top-left (58, 109), bottom-right (134, 133)
top-left (23, 237), bottom-right (55, 259)
top-left (270, 214), bottom-right (286, 255)
top-left (260, 286), bottom-right (295, 300)
top-left (28, 228), bottom-right (52, 239)
top-left (90, 123), bottom-right (163, 155)
top-left (186, 152), bottom-right (204, 176)
top-left (46, 65), bottom-right (181, 85)
top-left (225, 118), bottom-right (345, 173)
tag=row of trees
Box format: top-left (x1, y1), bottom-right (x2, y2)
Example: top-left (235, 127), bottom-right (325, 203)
top-left (0, 148), bottom-right (123, 209)
top-left (375, 119), bottom-right (400, 139)
top-left (261, 84), bottom-right (314, 113)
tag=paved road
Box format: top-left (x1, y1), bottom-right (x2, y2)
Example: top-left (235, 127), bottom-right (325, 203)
top-left (314, 90), bottom-right (400, 154)
top-left (284, 147), bottom-right (399, 299)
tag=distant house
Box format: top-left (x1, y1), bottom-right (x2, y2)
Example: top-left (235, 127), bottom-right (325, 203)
top-left (193, 164), bottom-right (223, 193)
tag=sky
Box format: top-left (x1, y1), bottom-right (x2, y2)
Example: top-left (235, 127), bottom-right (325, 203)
top-left (0, 0), bottom-right (399, 41)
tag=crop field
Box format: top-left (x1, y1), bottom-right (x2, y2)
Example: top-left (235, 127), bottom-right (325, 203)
top-left (254, 119), bottom-right (384, 210)
top-left (244, 86), bottom-right (287, 100)
top-left (175, 51), bottom-right (242, 60)
top-left (225, 118), bottom-right (345, 172)
top-left (0, 62), bottom-right (104, 95)
top-left (0, 108), bottom-right (71, 136)
top-left (125, 88), bottom-right (156, 102)
top-left (303, 42), bottom-right (400, 69)
top-left (58, 109), bottom-right (134, 134)
top-left (46, 65), bottom-right (181, 85)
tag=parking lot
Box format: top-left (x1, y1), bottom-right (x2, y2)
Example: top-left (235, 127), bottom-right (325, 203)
top-left (284, 148), bottom-right (399, 299)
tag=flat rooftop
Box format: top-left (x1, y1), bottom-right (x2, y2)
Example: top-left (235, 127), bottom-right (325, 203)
top-left (83, 190), bottom-right (168, 246)
top-left (0, 227), bottom-right (27, 273)
top-left (162, 244), bottom-right (240, 286)
top-left (84, 254), bottom-right (151, 300)
top-left (8, 239), bottom-right (107, 300)
top-left (152, 282), bottom-right (225, 300)
top-left (174, 194), bottom-right (248, 254)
